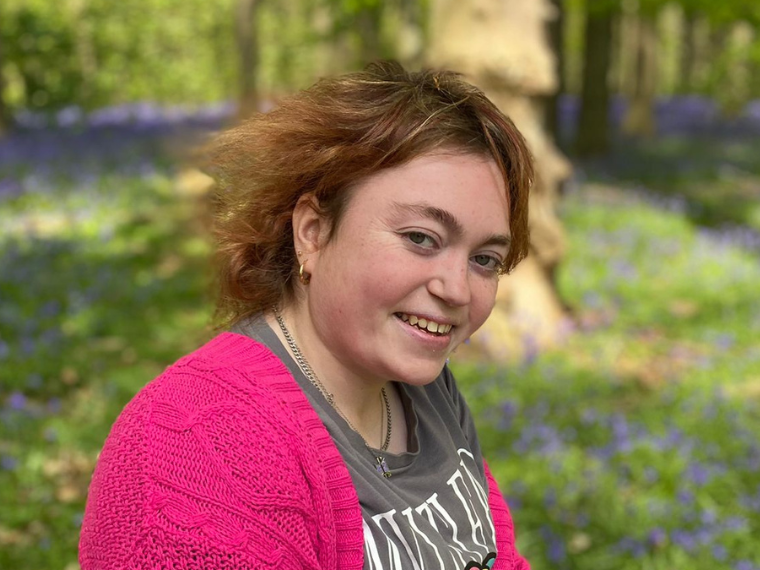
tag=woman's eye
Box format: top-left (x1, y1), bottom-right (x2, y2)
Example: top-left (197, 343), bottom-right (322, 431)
top-left (473, 254), bottom-right (499, 270)
top-left (407, 232), bottom-right (433, 246)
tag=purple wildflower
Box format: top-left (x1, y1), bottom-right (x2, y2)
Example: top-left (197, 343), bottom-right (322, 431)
top-left (677, 488), bottom-right (694, 506)
top-left (671, 529), bottom-right (697, 552)
top-left (686, 461), bottom-right (711, 486)
top-left (7, 391), bottom-right (27, 411)
top-left (712, 544), bottom-right (728, 561)
top-left (648, 527), bottom-right (667, 548)
top-left (1, 455), bottom-right (18, 470)
top-left (546, 534), bottom-right (566, 563)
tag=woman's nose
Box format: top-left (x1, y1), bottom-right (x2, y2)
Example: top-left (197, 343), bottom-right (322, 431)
top-left (427, 257), bottom-right (471, 307)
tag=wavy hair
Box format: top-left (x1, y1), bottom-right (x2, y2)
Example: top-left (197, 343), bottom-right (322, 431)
top-left (206, 61), bottom-right (534, 327)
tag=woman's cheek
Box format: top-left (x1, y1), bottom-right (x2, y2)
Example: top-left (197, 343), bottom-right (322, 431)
top-left (471, 279), bottom-right (500, 329)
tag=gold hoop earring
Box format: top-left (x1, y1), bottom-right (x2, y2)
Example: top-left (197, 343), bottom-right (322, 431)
top-left (299, 263), bottom-right (311, 285)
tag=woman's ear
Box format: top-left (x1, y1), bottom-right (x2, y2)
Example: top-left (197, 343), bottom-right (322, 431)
top-left (292, 194), bottom-right (328, 257)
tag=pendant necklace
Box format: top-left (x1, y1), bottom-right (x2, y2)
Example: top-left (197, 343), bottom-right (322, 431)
top-left (274, 308), bottom-right (393, 478)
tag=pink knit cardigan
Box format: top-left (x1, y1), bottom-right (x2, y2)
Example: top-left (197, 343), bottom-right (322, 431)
top-left (80, 333), bottom-right (529, 569)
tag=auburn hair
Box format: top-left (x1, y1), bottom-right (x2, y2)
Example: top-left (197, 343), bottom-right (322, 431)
top-left (206, 60), bottom-right (534, 327)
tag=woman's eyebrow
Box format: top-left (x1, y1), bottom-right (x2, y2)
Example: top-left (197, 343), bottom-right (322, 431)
top-left (391, 201), bottom-right (464, 237)
top-left (390, 201), bottom-right (511, 247)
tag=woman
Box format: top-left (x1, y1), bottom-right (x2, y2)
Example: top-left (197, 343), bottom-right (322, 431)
top-left (80, 61), bottom-right (533, 570)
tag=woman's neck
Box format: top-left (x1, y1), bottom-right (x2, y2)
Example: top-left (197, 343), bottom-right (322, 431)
top-left (266, 306), bottom-right (390, 447)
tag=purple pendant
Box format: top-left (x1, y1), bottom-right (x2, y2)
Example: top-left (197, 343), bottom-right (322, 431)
top-left (375, 456), bottom-right (392, 478)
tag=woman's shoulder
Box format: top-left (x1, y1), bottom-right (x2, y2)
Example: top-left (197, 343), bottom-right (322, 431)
top-left (117, 333), bottom-right (292, 420)
top-left (80, 333), bottom-right (356, 568)
top-left (100, 332), bottom-right (311, 474)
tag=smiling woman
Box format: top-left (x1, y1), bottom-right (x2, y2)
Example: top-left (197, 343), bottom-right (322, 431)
top-left (79, 61), bottom-right (534, 570)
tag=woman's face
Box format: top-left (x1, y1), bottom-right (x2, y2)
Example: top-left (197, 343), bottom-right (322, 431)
top-left (304, 152), bottom-right (511, 387)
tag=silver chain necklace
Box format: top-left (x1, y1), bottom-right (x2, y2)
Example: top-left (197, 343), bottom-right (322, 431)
top-left (273, 308), bottom-right (393, 478)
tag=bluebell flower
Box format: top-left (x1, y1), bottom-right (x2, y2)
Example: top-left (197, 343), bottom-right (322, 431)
top-left (685, 461), bottom-right (711, 486)
top-left (671, 529), bottom-right (696, 552)
top-left (722, 516), bottom-right (749, 532)
top-left (7, 391), bottom-right (27, 411)
top-left (47, 398), bottom-right (62, 414)
top-left (677, 488), bottom-right (694, 506)
top-left (1, 455), bottom-right (18, 471)
top-left (500, 400), bottom-right (518, 431)
top-left (700, 508), bottom-right (717, 525)
top-left (545, 534), bottom-right (566, 563)
top-left (712, 544), bottom-right (728, 561)
top-left (647, 527), bottom-right (667, 548)
top-left (543, 487), bottom-right (557, 509)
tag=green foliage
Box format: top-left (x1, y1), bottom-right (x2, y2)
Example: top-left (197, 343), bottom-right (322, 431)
top-left (0, 0), bottom-right (427, 115)
top-left (1, 5), bottom-right (84, 109)
top-left (564, 0), bottom-right (760, 108)
top-left (0, 0), bottom-right (239, 112)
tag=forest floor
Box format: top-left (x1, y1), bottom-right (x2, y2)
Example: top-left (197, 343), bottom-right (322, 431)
top-left (1, 106), bottom-right (759, 569)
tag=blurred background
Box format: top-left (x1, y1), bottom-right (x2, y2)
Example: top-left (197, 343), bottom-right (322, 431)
top-left (1, 0), bottom-right (759, 568)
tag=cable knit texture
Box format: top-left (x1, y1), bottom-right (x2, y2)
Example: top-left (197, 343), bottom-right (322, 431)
top-left (80, 333), bottom-right (529, 569)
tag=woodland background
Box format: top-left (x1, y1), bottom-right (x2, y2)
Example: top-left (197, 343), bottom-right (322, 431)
top-left (1, 0), bottom-right (760, 569)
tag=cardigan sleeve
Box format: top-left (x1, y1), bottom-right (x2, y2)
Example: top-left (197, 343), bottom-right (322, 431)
top-left (79, 360), bottom-right (340, 570)
top-left (484, 461), bottom-right (531, 570)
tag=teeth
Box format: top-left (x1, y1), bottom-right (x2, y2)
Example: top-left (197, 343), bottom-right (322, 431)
top-left (397, 313), bottom-right (452, 335)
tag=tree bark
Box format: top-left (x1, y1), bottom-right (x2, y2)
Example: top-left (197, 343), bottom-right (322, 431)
top-left (427, 0), bottom-right (572, 364)
top-left (236, 0), bottom-right (260, 117)
top-left (355, 2), bottom-right (384, 65)
top-left (0, 32), bottom-right (10, 136)
top-left (576, 4), bottom-right (614, 156)
top-left (622, 12), bottom-right (658, 138)
top-left (544, 0), bottom-right (565, 142)
top-left (679, 9), bottom-right (697, 93)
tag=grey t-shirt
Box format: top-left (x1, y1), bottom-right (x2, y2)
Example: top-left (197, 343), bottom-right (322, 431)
top-left (232, 316), bottom-right (498, 570)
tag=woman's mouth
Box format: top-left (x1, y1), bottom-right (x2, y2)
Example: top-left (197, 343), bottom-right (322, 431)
top-left (395, 313), bottom-right (453, 336)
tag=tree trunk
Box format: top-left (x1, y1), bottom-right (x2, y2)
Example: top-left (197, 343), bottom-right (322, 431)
top-left (622, 12), bottom-right (658, 138)
top-left (544, 0), bottom-right (564, 143)
top-left (0, 31), bottom-right (10, 136)
top-left (719, 23), bottom-right (752, 117)
top-left (616, 3), bottom-right (637, 97)
top-left (67, 0), bottom-right (97, 106)
top-left (236, 0), bottom-right (260, 117)
top-left (427, 0), bottom-right (572, 364)
top-left (679, 10), bottom-right (697, 93)
top-left (576, 4), bottom-right (614, 156)
top-left (355, 2), bottom-right (384, 65)
top-left (396, 0), bottom-right (425, 66)
top-left (750, 32), bottom-right (760, 102)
